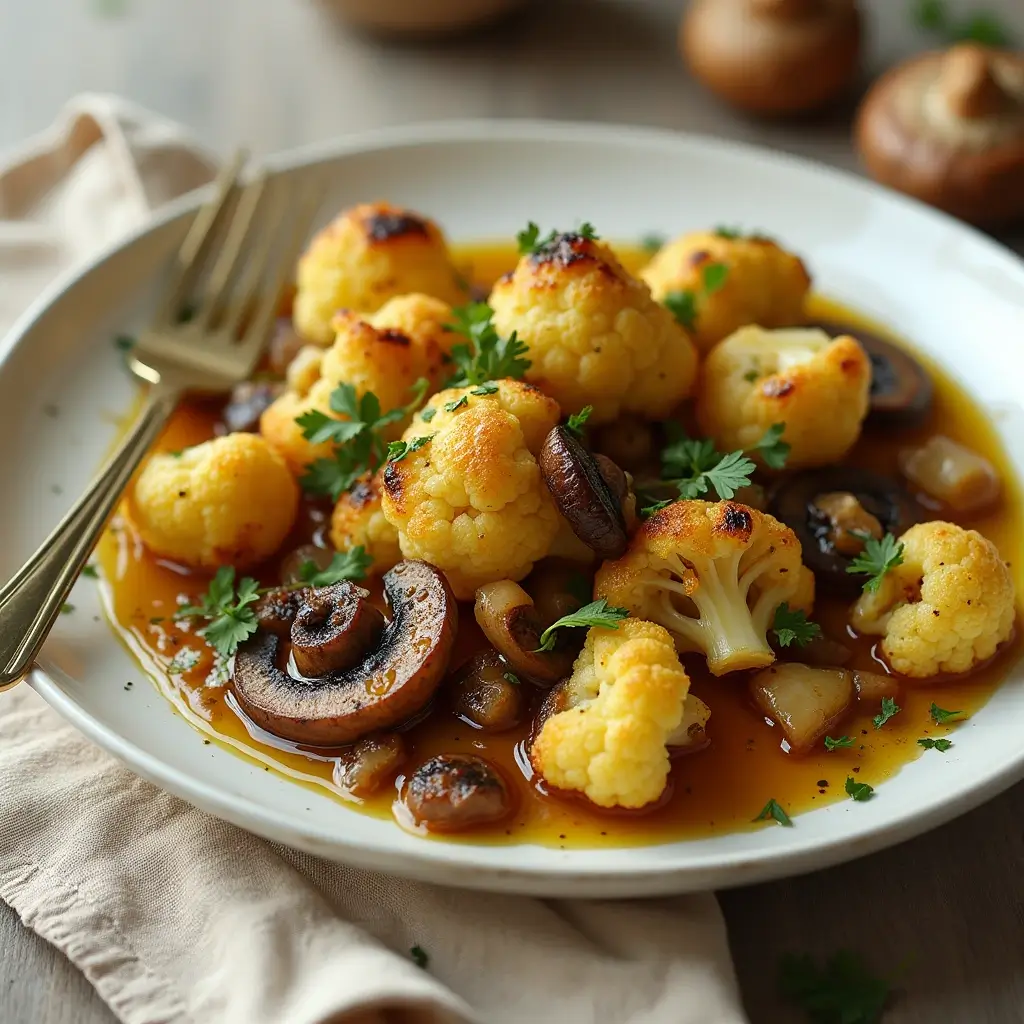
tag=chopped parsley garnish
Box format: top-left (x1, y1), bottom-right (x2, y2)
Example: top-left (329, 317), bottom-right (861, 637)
top-left (81, 564), bottom-right (99, 579)
top-left (298, 546), bottom-right (372, 586)
top-left (824, 735), bottom-right (854, 752)
top-left (754, 798), bottom-right (793, 827)
top-left (420, 406), bottom-right (437, 423)
top-left (470, 382), bottom-right (499, 396)
top-left (297, 379), bottom-right (428, 500)
top-left (535, 599), bottom-right (628, 653)
top-left (566, 405), bottom-right (593, 437)
top-left (845, 776), bottom-right (875, 802)
top-left (443, 396), bottom-right (469, 413)
top-left (929, 703), bottom-right (963, 725)
top-left (503, 671), bottom-right (521, 686)
top-left (659, 426), bottom-right (756, 501)
top-left (663, 262), bottom-right (730, 331)
top-left (714, 226), bottom-right (743, 239)
top-left (175, 567), bottom-right (260, 659)
top-left (445, 302), bottom-right (531, 387)
top-left (779, 949), bottom-right (890, 1024)
top-left (640, 232), bottom-right (666, 253)
top-left (911, 0), bottom-right (1013, 45)
top-left (872, 696), bottom-right (901, 730)
top-left (386, 435), bottom-right (434, 464)
top-left (846, 533), bottom-right (904, 593)
top-left (750, 422), bottom-right (790, 470)
top-left (167, 648), bottom-right (202, 676)
top-left (517, 221), bottom-right (599, 255)
top-left (639, 498), bottom-right (675, 519)
top-left (918, 737), bottom-right (954, 752)
top-left (60, 602), bottom-right (75, 615)
top-left (409, 945), bottom-right (429, 969)
top-left (772, 603), bottom-right (822, 648)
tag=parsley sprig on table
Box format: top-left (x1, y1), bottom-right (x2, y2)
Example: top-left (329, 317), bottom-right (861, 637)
top-left (175, 548), bottom-right (372, 659)
top-left (772, 603), bottom-right (822, 648)
top-left (663, 262), bottom-right (730, 331)
top-left (535, 599), bottom-right (628, 653)
top-left (517, 221), bottom-right (599, 255)
top-left (445, 303), bottom-right (531, 387)
top-left (296, 379), bottom-right (428, 500)
top-left (779, 949), bottom-right (890, 1024)
top-left (846, 533), bottom-right (904, 593)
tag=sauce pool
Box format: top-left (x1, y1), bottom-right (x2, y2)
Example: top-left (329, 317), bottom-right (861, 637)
top-left (96, 242), bottom-right (1024, 848)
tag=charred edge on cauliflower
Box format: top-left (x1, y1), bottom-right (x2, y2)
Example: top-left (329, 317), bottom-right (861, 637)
top-left (377, 329), bottom-right (412, 347)
top-left (363, 211), bottom-right (431, 243)
top-left (530, 233), bottom-right (605, 270)
top-left (347, 474), bottom-right (378, 510)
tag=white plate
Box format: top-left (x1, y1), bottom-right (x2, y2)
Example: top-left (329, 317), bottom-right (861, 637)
top-left (4, 121), bottom-right (1024, 898)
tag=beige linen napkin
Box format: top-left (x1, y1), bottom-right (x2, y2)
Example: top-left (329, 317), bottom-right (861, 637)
top-left (0, 96), bottom-right (747, 1024)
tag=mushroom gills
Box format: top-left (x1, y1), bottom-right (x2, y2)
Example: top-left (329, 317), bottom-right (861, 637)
top-left (231, 560), bottom-right (458, 746)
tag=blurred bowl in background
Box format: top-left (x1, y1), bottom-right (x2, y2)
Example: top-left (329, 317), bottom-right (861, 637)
top-left (321, 0), bottom-right (528, 35)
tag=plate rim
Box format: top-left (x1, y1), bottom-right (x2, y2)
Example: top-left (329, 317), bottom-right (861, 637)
top-left (10, 117), bottom-right (1024, 895)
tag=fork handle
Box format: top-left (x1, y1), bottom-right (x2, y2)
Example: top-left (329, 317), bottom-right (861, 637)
top-left (0, 385), bottom-right (181, 690)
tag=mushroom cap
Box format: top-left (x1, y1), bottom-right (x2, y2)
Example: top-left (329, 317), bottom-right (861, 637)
top-left (232, 561), bottom-right (458, 746)
top-left (681, 0), bottom-right (863, 116)
top-left (856, 45), bottom-right (1024, 225)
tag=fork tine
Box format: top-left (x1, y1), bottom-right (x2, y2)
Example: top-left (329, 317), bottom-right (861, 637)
top-left (239, 185), bottom-right (324, 356)
top-left (155, 149), bottom-right (247, 327)
top-left (192, 171), bottom-right (269, 332)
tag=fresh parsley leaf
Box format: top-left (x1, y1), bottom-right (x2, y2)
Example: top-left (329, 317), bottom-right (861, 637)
top-left (702, 262), bottom-right (729, 294)
top-left (298, 547), bottom-right (373, 587)
top-left (517, 221), bottom-right (599, 255)
top-left (918, 737), bottom-right (954, 752)
top-left (701, 450), bottom-right (757, 501)
top-left (446, 303), bottom-right (531, 387)
top-left (410, 945), bottom-right (429, 969)
top-left (503, 671), bottom-right (521, 686)
top-left (873, 696), bottom-right (901, 730)
top-left (663, 289), bottom-right (699, 330)
top-left (81, 564), bottom-right (99, 579)
top-left (911, 0), bottom-right (1013, 46)
top-left (912, 0), bottom-right (946, 31)
top-left (386, 435), bottom-right (434, 464)
top-left (566, 405), bottom-right (593, 437)
top-left (845, 776), bottom-right (875, 801)
top-left (300, 445), bottom-right (367, 502)
top-left (420, 406), bottom-right (437, 423)
top-left (779, 949), bottom-right (890, 1024)
top-left (714, 225), bottom-right (743, 239)
top-left (517, 222), bottom-right (541, 254)
top-left (295, 408), bottom-right (366, 446)
top-left (640, 232), bottom-right (666, 253)
top-left (443, 396), bottom-right (469, 413)
top-left (175, 567), bottom-right (260, 659)
top-left (751, 422), bottom-right (790, 470)
top-left (754, 798), bottom-right (793, 827)
top-left (658, 426), bottom-right (756, 502)
top-left (470, 382), bottom-right (499, 396)
top-left (772, 603), bottom-right (822, 648)
top-left (846, 533), bottom-right (904, 593)
top-left (929, 703), bottom-right (963, 725)
top-left (60, 602), bottom-right (75, 615)
top-left (824, 735), bottom-right (854, 752)
top-left (535, 598), bottom-right (628, 652)
top-left (640, 498), bottom-right (675, 519)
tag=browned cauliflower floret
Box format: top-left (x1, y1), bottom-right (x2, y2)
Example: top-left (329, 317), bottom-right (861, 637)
top-left (851, 521), bottom-right (1016, 678)
top-left (595, 500), bottom-right (813, 676)
top-left (530, 619), bottom-right (694, 809)
top-left (697, 326), bottom-right (871, 470)
top-left (261, 294), bottom-right (454, 475)
top-left (488, 231), bottom-right (698, 425)
top-left (381, 380), bottom-right (561, 599)
top-left (641, 230), bottom-right (811, 353)
top-left (127, 434), bottom-right (298, 570)
top-left (329, 471), bottom-right (402, 573)
top-left (293, 202), bottom-right (467, 343)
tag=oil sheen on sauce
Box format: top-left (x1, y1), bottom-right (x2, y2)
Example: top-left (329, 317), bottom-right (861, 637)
top-left (97, 242), bottom-right (1024, 849)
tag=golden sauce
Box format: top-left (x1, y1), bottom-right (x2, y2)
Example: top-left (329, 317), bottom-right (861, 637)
top-left (97, 243), bottom-right (1024, 848)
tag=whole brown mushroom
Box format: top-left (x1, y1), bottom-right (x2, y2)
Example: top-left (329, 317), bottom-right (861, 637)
top-left (856, 45), bottom-right (1024, 225)
top-left (681, 0), bottom-right (863, 116)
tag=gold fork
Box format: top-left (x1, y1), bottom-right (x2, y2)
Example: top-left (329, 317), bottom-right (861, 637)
top-left (0, 152), bottom-right (322, 689)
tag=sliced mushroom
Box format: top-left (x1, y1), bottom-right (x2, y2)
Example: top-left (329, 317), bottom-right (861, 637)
top-left (402, 754), bottom-right (512, 832)
top-left (812, 491), bottom-right (883, 557)
top-left (448, 650), bottom-right (525, 732)
top-left (770, 468), bottom-right (922, 594)
top-left (232, 560), bottom-right (458, 746)
top-left (808, 319), bottom-right (933, 428)
top-left (540, 426), bottom-right (630, 560)
top-left (474, 580), bottom-right (576, 686)
top-left (220, 381), bottom-right (284, 434)
top-left (290, 582), bottom-right (386, 677)
top-left (254, 589), bottom-right (301, 638)
top-left (335, 732), bottom-right (406, 797)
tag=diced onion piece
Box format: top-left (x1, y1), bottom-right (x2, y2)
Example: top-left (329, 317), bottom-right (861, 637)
top-left (668, 694), bottom-right (711, 750)
top-left (899, 435), bottom-right (1001, 513)
top-left (749, 663), bottom-right (854, 754)
top-left (852, 669), bottom-right (900, 703)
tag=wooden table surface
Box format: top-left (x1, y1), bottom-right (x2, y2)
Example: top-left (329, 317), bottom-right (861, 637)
top-left (3, 1), bottom-right (1024, 1021)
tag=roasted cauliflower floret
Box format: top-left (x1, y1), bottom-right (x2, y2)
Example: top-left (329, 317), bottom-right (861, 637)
top-left (697, 326), bottom-right (871, 470)
top-left (488, 231), bottom-right (698, 425)
top-left (381, 381), bottom-right (561, 599)
top-left (640, 230), bottom-right (811, 353)
top-left (851, 521), bottom-right (1016, 678)
top-left (595, 500), bottom-right (812, 676)
top-left (531, 619), bottom-right (693, 809)
top-left (127, 434), bottom-right (298, 570)
top-left (329, 471), bottom-right (402, 573)
top-left (261, 294), bottom-right (454, 474)
top-left (293, 202), bottom-right (467, 343)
